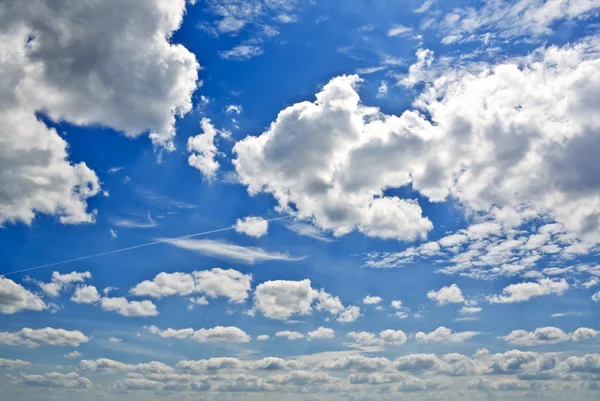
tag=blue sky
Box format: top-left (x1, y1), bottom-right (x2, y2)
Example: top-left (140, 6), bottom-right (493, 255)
top-left (1, 0), bottom-right (600, 400)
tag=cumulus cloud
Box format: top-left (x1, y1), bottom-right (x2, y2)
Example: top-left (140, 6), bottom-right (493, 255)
top-left (147, 325), bottom-right (251, 343)
top-left (79, 358), bottom-right (172, 374)
top-left (100, 297), bottom-right (158, 317)
top-left (0, 277), bottom-right (46, 314)
top-left (234, 216), bottom-right (269, 238)
top-left (187, 118), bottom-right (222, 180)
top-left (0, 327), bottom-right (88, 348)
top-left (162, 238), bottom-right (303, 264)
top-left (0, 0), bottom-right (199, 225)
top-left (571, 327), bottom-right (600, 342)
top-left (64, 351), bottom-right (82, 359)
top-left (233, 75), bottom-right (433, 242)
top-left (16, 371), bottom-right (92, 389)
top-left (130, 268), bottom-right (252, 303)
top-left (347, 330), bottom-right (407, 347)
top-left (363, 295), bottom-right (382, 305)
top-left (307, 327), bottom-right (335, 340)
top-left (71, 285), bottom-right (100, 304)
top-left (427, 284), bottom-right (465, 305)
top-left (488, 279), bottom-right (569, 304)
top-left (0, 358), bottom-right (31, 369)
top-left (36, 271), bottom-right (91, 297)
top-left (415, 327), bottom-right (480, 344)
top-left (275, 331), bottom-right (305, 340)
top-left (252, 279), bottom-right (359, 323)
top-left (500, 327), bottom-right (570, 346)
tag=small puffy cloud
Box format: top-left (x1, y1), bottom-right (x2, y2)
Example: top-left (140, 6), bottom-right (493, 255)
top-left (252, 279), bottom-right (356, 322)
top-left (0, 277), bottom-right (46, 314)
top-left (488, 279), bottom-right (569, 304)
top-left (256, 335), bottom-right (270, 341)
top-left (388, 25), bottom-right (412, 37)
top-left (347, 330), bottom-right (407, 347)
top-left (36, 271), bottom-right (92, 297)
top-left (64, 351), bottom-right (82, 359)
top-left (17, 372), bottom-right (92, 389)
top-left (147, 325), bottom-right (250, 343)
top-left (308, 327), bottom-right (335, 340)
top-left (427, 284), bottom-right (465, 305)
top-left (163, 238), bottom-right (302, 264)
top-left (572, 327), bottom-right (600, 342)
top-left (0, 328), bottom-right (89, 348)
top-left (176, 358), bottom-right (241, 372)
top-left (500, 327), bottom-right (570, 346)
top-left (187, 118), bottom-right (221, 180)
top-left (460, 306), bottom-right (482, 315)
top-left (234, 216), bottom-right (269, 238)
top-left (71, 285), bottom-right (100, 304)
top-left (415, 327), bottom-right (480, 344)
top-left (276, 331), bottom-right (305, 340)
top-left (130, 268), bottom-right (252, 303)
top-left (0, 358), bottom-right (31, 369)
top-left (363, 295), bottom-right (383, 305)
top-left (226, 105), bottom-right (243, 115)
top-left (79, 358), bottom-right (172, 374)
top-left (108, 337), bottom-right (122, 343)
top-left (100, 297), bottom-right (158, 317)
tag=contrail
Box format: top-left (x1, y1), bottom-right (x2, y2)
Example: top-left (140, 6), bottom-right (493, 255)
top-left (4, 216), bottom-right (291, 276)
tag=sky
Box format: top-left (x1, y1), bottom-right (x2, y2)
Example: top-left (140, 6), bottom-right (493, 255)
top-left (0, 0), bottom-right (600, 400)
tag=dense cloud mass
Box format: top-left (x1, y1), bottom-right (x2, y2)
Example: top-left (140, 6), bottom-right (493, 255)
top-left (235, 39), bottom-right (600, 243)
top-left (0, 0), bottom-right (199, 225)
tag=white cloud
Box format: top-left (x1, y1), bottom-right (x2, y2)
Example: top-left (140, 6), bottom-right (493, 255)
top-left (488, 279), bottom-right (569, 304)
top-left (0, 328), bottom-right (89, 348)
top-left (363, 295), bottom-right (382, 305)
top-left (108, 337), bottom-right (122, 343)
top-left (162, 238), bottom-right (302, 264)
top-left (0, 0), bottom-right (199, 225)
top-left (387, 25), bottom-right (412, 37)
top-left (234, 216), bottom-right (269, 238)
top-left (110, 229), bottom-right (118, 238)
top-left (36, 271), bottom-right (92, 297)
top-left (256, 335), bottom-right (270, 341)
top-left (284, 221), bottom-right (334, 242)
top-left (64, 351), bottom-right (82, 359)
top-left (415, 327), bottom-right (480, 343)
top-left (220, 43), bottom-right (264, 60)
top-left (336, 305), bottom-right (362, 323)
top-left (460, 306), bottom-right (482, 315)
top-left (427, 284), bottom-right (465, 305)
top-left (275, 331), bottom-right (305, 340)
top-left (500, 327), bottom-right (570, 346)
top-left (347, 330), bottom-right (407, 347)
top-left (233, 75), bottom-right (433, 242)
top-left (414, 0), bottom-right (435, 13)
top-left (572, 327), bottom-right (600, 342)
top-left (17, 371), bottom-right (92, 389)
top-left (0, 277), bottom-right (46, 314)
top-left (253, 279), bottom-right (316, 320)
top-left (71, 285), bottom-right (100, 304)
top-left (593, 291), bottom-right (600, 303)
top-left (308, 327), bottom-right (335, 340)
top-left (226, 105), bottom-right (243, 115)
top-left (147, 325), bottom-right (250, 343)
top-left (130, 268), bottom-right (252, 303)
top-left (79, 358), bottom-right (172, 374)
top-left (177, 357), bottom-right (241, 372)
top-left (377, 81), bottom-right (388, 98)
top-left (187, 118), bottom-right (221, 180)
top-left (100, 297), bottom-right (158, 317)
top-left (0, 358), bottom-right (31, 368)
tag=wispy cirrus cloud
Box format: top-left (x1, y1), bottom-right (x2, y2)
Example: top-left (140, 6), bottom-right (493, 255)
top-left (161, 238), bottom-right (304, 264)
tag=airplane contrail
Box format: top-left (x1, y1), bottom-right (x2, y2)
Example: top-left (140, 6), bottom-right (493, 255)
top-left (4, 215), bottom-right (291, 276)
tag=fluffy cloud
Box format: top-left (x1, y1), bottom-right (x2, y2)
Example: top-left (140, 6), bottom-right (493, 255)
top-left (363, 295), bottom-right (382, 305)
top-left (100, 297), bottom-right (158, 317)
top-left (187, 118), bottom-right (222, 180)
top-left (0, 358), bottom-right (30, 368)
top-left (79, 358), bottom-right (172, 374)
top-left (307, 327), bottom-right (335, 340)
top-left (147, 325), bottom-right (251, 343)
top-left (571, 327), bottom-right (600, 342)
top-left (36, 271), bottom-right (91, 297)
top-left (500, 327), bottom-right (570, 346)
top-left (234, 216), bottom-right (269, 238)
top-left (130, 268), bottom-right (252, 303)
top-left (427, 284), bottom-right (465, 305)
top-left (488, 279), bottom-right (569, 304)
top-left (415, 327), bottom-right (480, 344)
top-left (0, 277), bottom-right (46, 314)
top-left (177, 358), bottom-right (241, 372)
top-left (275, 331), bottom-right (305, 340)
top-left (252, 279), bottom-right (359, 322)
top-left (0, 0), bottom-right (199, 225)
top-left (0, 327), bottom-right (88, 348)
top-left (347, 330), bottom-right (407, 347)
top-left (162, 238), bottom-right (302, 264)
top-left (238, 38), bottom-right (600, 246)
top-left (17, 371), bottom-right (92, 389)
top-left (64, 351), bottom-right (82, 359)
top-left (233, 75), bottom-right (433, 242)
top-left (71, 285), bottom-right (100, 304)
